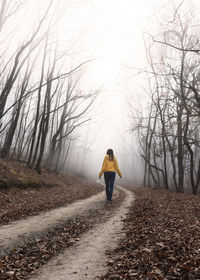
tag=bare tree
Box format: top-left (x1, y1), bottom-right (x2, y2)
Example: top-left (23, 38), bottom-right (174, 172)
top-left (132, 4), bottom-right (200, 194)
top-left (0, 0), bottom-right (22, 32)
top-left (0, 1), bottom-right (52, 124)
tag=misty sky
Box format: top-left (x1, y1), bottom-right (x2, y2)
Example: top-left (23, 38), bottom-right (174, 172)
top-left (59, 0), bottom-right (154, 181)
top-left (62, 0), bottom-right (168, 180)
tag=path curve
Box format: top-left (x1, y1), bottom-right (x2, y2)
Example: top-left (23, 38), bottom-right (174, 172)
top-left (0, 187), bottom-right (105, 257)
top-left (30, 185), bottom-right (135, 280)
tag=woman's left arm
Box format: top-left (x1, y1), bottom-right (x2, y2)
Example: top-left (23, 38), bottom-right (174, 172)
top-left (99, 158), bottom-right (106, 178)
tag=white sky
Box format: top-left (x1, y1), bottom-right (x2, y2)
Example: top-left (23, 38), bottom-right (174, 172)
top-left (56, 0), bottom-right (164, 180)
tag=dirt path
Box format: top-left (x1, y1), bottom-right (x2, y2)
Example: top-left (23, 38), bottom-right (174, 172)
top-left (0, 188), bottom-right (105, 257)
top-left (30, 185), bottom-right (135, 280)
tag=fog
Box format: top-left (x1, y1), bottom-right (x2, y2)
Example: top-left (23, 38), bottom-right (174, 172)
top-left (1, 0), bottom-right (200, 191)
top-left (59, 0), bottom-right (172, 182)
top-left (52, 0), bottom-right (153, 182)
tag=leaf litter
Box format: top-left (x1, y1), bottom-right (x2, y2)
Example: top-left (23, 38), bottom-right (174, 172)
top-left (99, 188), bottom-right (200, 280)
top-left (0, 176), bottom-right (102, 226)
top-left (0, 189), bottom-right (126, 280)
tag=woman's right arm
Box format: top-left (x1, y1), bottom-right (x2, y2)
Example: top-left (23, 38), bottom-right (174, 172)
top-left (114, 158), bottom-right (122, 178)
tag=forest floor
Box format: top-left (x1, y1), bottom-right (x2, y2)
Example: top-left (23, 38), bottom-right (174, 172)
top-left (0, 158), bottom-right (102, 225)
top-left (101, 188), bottom-right (200, 280)
top-left (0, 159), bottom-right (200, 279)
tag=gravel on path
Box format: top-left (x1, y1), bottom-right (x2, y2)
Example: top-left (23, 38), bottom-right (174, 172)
top-left (30, 186), bottom-right (135, 280)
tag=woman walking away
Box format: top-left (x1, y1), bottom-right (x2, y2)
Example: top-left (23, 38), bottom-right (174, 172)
top-left (99, 149), bottom-right (122, 202)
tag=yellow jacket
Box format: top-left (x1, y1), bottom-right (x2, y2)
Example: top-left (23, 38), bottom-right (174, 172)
top-left (99, 155), bottom-right (122, 177)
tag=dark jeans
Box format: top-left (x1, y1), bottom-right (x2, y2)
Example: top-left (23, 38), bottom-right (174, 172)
top-left (104, 172), bottom-right (116, 201)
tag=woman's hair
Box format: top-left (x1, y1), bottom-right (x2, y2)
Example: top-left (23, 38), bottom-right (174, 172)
top-left (107, 149), bottom-right (114, 161)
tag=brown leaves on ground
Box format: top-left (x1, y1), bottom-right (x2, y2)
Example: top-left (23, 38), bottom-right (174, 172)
top-left (101, 188), bottom-right (200, 280)
top-left (0, 190), bottom-right (125, 280)
top-left (0, 158), bottom-right (102, 225)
